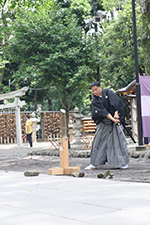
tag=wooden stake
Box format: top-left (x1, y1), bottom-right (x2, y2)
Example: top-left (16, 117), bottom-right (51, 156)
top-left (60, 137), bottom-right (69, 168)
top-left (48, 109), bottom-right (80, 175)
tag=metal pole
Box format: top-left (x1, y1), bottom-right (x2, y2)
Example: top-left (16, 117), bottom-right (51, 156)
top-left (92, 0), bottom-right (100, 83)
top-left (132, 0), bottom-right (143, 145)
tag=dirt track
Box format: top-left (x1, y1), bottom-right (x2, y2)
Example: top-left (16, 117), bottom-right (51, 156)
top-left (1, 143), bottom-right (150, 183)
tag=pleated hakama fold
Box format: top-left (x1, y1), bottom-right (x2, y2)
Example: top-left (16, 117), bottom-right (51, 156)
top-left (91, 118), bottom-right (129, 167)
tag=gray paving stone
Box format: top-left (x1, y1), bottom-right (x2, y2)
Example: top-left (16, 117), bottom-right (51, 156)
top-left (0, 171), bottom-right (150, 225)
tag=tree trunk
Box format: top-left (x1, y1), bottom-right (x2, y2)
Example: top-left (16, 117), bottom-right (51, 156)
top-left (56, 85), bottom-right (76, 148)
top-left (65, 108), bottom-right (70, 149)
top-left (139, 0), bottom-right (150, 76)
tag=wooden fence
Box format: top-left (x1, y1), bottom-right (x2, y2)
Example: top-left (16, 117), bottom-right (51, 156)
top-left (0, 111), bottom-right (64, 144)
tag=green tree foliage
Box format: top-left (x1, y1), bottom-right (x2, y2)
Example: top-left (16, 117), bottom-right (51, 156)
top-left (1, 0), bottom-right (100, 115)
top-left (0, 0), bottom-right (10, 92)
top-left (102, 0), bottom-right (125, 11)
top-left (100, 0), bottom-right (144, 90)
top-left (0, 0), bottom-right (54, 93)
top-left (2, 0), bottom-right (148, 116)
top-left (56, 0), bottom-right (91, 28)
top-left (69, 0), bottom-right (91, 28)
top-left (6, 4), bottom-right (100, 131)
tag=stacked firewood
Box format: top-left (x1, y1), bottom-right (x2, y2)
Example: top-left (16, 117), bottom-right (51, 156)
top-left (0, 112), bottom-right (72, 144)
top-left (0, 113), bottom-right (16, 144)
top-left (43, 112), bottom-right (61, 141)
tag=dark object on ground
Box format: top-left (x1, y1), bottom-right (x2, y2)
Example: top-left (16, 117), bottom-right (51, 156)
top-left (24, 171), bottom-right (40, 176)
top-left (72, 172), bottom-right (85, 177)
top-left (97, 170), bottom-right (114, 179)
top-left (97, 173), bottom-right (104, 178)
top-left (79, 172), bottom-right (85, 177)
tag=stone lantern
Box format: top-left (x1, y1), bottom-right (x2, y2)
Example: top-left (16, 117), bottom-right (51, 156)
top-left (71, 107), bottom-right (83, 148)
top-left (30, 112), bottom-right (40, 143)
top-left (68, 118), bottom-right (74, 143)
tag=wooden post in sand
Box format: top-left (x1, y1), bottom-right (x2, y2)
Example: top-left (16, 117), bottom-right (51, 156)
top-left (59, 109), bottom-right (69, 168)
top-left (48, 109), bottom-right (80, 175)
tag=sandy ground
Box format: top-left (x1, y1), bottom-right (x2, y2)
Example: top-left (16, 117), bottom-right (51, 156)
top-left (0, 141), bottom-right (150, 183)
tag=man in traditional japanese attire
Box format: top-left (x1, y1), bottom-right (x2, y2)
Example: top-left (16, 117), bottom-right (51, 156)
top-left (84, 81), bottom-right (129, 170)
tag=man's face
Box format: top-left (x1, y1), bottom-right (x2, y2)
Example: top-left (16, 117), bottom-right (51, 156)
top-left (91, 85), bottom-right (102, 96)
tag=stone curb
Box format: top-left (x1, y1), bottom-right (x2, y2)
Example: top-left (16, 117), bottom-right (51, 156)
top-left (28, 149), bottom-right (91, 158)
top-left (28, 148), bottom-right (150, 159)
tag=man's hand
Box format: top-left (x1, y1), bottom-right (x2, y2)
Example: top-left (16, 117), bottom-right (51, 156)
top-left (113, 118), bottom-right (120, 124)
top-left (113, 111), bottom-right (120, 124)
top-left (106, 113), bottom-right (120, 124)
top-left (114, 111), bottom-right (119, 119)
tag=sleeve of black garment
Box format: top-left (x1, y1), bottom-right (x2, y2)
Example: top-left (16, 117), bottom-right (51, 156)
top-left (92, 100), bottom-right (109, 120)
top-left (108, 89), bottom-right (125, 111)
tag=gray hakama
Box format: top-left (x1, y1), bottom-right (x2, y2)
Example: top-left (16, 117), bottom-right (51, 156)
top-left (91, 118), bottom-right (129, 167)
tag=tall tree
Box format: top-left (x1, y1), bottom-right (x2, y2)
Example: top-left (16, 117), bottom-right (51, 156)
top-left (6, 5), bottom-right (100, 135)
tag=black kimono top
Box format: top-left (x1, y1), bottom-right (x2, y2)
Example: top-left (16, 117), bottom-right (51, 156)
top-left (92, 88), bottom-right (125, 125)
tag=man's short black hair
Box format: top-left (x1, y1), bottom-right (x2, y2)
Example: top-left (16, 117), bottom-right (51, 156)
top-left (90, 81), bottom-right (101, 88)
top-left (26, 115), bottom-right (30, 119)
